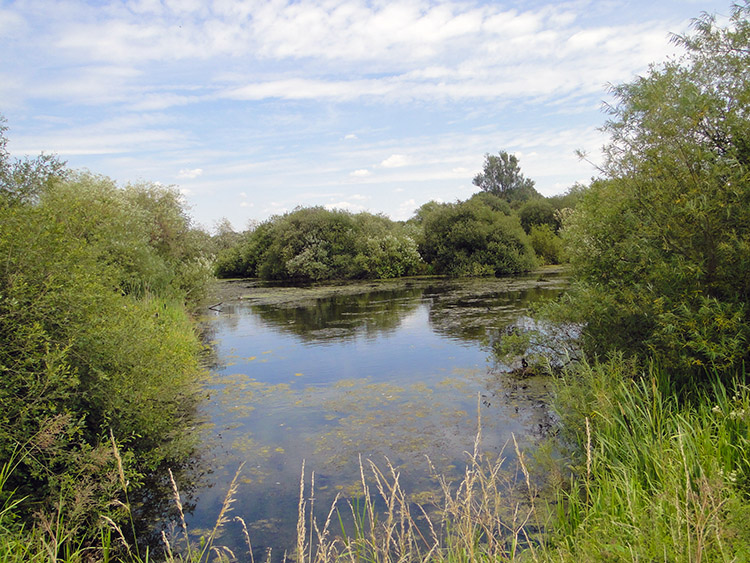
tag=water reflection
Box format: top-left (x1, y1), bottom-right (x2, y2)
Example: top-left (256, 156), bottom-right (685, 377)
top-left (249, 287), bottom-right (423, 343)
top-left (181, 272), bottom-right (567, 560)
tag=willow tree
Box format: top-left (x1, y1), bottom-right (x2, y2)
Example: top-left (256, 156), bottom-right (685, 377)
top-left (472, 151), bottom-right (540, 205)
top-left (562, 3), bottom-right (750, 382)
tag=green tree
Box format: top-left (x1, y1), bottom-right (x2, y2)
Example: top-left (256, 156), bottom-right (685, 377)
top-left (0, 116), bottom-right (67, 206)
top-left (519, 198), bottom-right (558, 234)
top-left (561, 3), bottom-right (750, 381)
top-left (418, 197), bottom-right (536, 276)
top-left (472, 151), bottom-right (540, 205)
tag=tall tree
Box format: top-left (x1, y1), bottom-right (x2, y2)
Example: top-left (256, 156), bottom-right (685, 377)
top-left (472, 151), bottom-right (540, 204)
top-left (561, 2), bottom-right (750, 382)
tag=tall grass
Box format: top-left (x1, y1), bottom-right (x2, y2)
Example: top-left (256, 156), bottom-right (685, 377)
top-left (290, 424), bottom-right (544, 563)
top-left (548, 356), bottom-right (750, 561)
top-left (4, 358), bottom-right (748, 562)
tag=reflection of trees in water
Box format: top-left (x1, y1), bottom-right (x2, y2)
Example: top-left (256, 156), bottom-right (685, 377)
top-left (249, 288), bottom-right (424, 342)
top-left (130, 408), bottom-right (210, 552)
top-left (426, 277), bottom-right (567, 345)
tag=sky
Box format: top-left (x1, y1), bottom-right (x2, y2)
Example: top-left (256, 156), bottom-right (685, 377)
top-left (0, 0), bottom-right (733, 232)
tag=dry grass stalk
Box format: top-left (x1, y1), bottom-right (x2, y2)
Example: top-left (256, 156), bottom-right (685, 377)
top-left (101, 515), bottom-right (132, 555)
top-left (109, 429), bottom-right (128, 491)
top-left (202, 462), bottom-right (246, 559)
top-left (297, 459), bottom-right (306, 562)
top-left (167, 467), bottom-right (191, 557)
top-left (161, 529), bottom-right (175, 560)
top-left (234, 516), bottom-right (255, 563)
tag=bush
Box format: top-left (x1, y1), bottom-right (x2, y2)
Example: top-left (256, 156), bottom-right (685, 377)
top-left (559, 5), bottom-right (750, 383)
top-left (529, 224), bottom-right (563, 265)
top-left (418, 198), bottom-right (537, 276)
top-left (0, 135), bottom-right (207, 542)
top-left (215, 207), bottom-right (425, 281)
top-left (519, 199), bottom-right (558, 234)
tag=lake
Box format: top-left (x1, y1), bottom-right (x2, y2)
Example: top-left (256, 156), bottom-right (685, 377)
top-left (181, 271), bottom-right (567, 560)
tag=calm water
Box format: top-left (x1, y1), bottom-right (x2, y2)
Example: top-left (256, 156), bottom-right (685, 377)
top-left (183, 273), bottom-right (567, 559)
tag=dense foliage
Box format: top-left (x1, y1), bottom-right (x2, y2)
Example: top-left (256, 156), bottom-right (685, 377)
top-left (415, 196), bottom-right (537, 276)
top-left (215, 207), bottom-right (424, 281)
top-left (0, 121), bottom-right (211, 544)
top-left (215, 186), bottom-right (565, 281)
top-left (560, 3), bottom-right (750, 383)
top-left (543, 7), bottom-right (750, 560)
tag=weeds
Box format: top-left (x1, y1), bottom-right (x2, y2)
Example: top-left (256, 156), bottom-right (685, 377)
top-left (548, 356), bottom-right (750, 561)
top-left (3, 359), bottom-right (748, 562)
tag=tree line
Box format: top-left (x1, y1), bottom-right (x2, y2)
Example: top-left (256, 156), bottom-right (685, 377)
top-left (213, 156), bottom-right (580, 281)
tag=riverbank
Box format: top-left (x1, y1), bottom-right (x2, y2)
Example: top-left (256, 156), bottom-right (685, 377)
top-left (207, 266), bottom-right (564, 306)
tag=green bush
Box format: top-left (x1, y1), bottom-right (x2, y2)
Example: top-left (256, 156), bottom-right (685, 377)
top-left (559, 5), bottom-right (750, 383)
top-left (215, 207), bottom-right (424, 281)
top-left (417, 197), bottom-right (537, 276)
top-left (529, 224), bottom-right (563, 265)
top-left (519, 199), bottom-right (558, 234)
top-left (0, 134), bottom-right (208, 543)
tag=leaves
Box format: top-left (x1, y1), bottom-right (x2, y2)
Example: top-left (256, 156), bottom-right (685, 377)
top-left (560, 3), bottom-right (750, 382)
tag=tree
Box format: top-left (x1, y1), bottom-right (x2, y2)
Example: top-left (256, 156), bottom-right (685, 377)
top-left (472, 151), bottom-right (540, 204)
top-left (561, 3), bottom-right (750, 382)
top-left (0, 115), bottom-right (67, 206)
top-left (519, 198), bottom-right (558, 234)
top-left (418, 197), bottom-right (537, 276)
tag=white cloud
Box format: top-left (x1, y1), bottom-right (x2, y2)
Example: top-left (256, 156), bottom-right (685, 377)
top-left (0, 0), bottom-right (727, 230)
top-left (178, 167), bottom-right (203, 178)
top-left (380, 154), bottom-right (411, 168)
top-left (324, 201), bottom-right (366, 212)
top-left (394, 198), bottom-right (418, 221)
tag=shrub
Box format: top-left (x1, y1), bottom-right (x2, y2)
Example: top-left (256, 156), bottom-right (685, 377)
top-left (559, 5), bottom-right (750, 383)
top-left (529, 224), bottom-right (563, 265)
top-left (418, 198), bottom-right (537, 276)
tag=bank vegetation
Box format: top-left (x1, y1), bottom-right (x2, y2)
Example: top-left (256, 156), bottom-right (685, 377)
top-left (2, 2), bottom-right (750, 561)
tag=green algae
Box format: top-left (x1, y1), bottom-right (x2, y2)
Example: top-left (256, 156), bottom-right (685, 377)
top-left (189, 271), bottom-right (569, 554)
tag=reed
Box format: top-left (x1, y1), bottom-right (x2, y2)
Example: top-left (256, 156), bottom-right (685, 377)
top-left (548, 356), bottom-right (750, 561)
top-left (290, 403), bottom-right (544, 563)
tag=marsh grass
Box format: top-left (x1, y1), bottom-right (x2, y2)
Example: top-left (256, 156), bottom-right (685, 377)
top-left (548, 356), bottom-right (750, 561)
top-left (5, 358), bottom-right (749, 562)
top-left (287, 405), bottom-right (547, 563)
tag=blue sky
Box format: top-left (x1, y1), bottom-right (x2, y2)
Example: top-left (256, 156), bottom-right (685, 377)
top-left (1, 0), bottom-right (731, 231)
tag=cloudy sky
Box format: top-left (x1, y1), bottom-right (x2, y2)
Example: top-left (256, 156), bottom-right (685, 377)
top-left (1, 0), bottom-right (731, 231)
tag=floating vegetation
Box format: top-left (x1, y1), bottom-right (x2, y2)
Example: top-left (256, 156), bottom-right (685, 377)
top-left (186, 271), bottom-right (569, 557)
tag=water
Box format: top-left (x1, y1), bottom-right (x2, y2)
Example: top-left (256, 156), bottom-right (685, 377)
top-left (182, 272), bottom-right (567, 559)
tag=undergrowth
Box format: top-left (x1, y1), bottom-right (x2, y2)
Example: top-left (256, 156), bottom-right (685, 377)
top-left (2, 359), bottom-right (749, 562)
